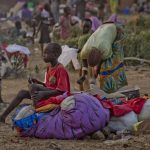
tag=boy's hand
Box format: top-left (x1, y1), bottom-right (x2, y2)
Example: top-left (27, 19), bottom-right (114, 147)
top-left (31, 91), bottom-right (46, 102)
top-left (28, 78), bottom-right (39, 84)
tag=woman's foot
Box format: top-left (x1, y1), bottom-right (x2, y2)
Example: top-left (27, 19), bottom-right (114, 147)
top-left (77, 76), bottom-right (86, 85)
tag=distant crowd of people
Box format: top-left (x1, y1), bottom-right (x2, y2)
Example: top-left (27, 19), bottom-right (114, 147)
top-left (130, 0), bottom-right (150, 14)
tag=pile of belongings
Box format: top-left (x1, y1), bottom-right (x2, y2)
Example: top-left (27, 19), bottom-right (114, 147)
top-left (11, 85), bottom-right (150, 140)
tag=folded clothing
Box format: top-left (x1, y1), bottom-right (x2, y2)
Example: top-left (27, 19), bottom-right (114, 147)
top-left (35, 104), bottom-right (59, 112)
top-left (35, 92), bottom-right (70, 112)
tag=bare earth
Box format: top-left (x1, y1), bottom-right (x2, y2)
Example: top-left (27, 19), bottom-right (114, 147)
top-left (0, 48), bottom-right (150, 150)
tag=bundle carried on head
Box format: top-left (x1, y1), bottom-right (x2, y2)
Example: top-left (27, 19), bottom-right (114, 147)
top-left (80, 23), bottom-right (117, 61)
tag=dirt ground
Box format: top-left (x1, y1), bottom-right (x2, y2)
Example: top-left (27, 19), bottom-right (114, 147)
top-left (0, 48), bottom-right (150, 150)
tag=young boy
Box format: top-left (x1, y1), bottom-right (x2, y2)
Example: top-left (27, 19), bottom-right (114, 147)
top-left (0, 43), bottom-right (70, 123)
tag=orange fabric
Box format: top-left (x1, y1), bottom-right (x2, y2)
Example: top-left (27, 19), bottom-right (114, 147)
top-left (35, 104), bottom-right (59, 112)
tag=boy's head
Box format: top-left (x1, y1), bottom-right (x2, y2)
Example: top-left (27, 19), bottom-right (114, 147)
top-left (82, 18), bottom-right (92, 34)
top-left (44, 3), bottom-right (50, 12)
top-left (43, 43), bottom-right (62, 63)
top-left (87, 48), bottom-right (103, 67)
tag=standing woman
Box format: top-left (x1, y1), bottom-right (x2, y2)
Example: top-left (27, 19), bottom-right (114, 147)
top-left (78, 17), bottom-right (128, 93)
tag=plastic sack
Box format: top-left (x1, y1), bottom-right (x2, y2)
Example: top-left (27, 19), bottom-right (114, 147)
top-left (138, 99), bottom-right (150, 121)
top-left (61, 96), bottom-right (75, 111)
top-left (14, 105), bottom-right (35, 120)
top-left (58, 45), bottom-right (80, 70)
top-left (107, 111), bottom-right (138, 132)
top-left (80, 23), bottom-right (117, 60)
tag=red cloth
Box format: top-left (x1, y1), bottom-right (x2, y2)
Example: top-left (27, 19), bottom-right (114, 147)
top-left (23, 55), bottom-right (28, 67)
top-left (125, 98), bottom-right (147, 114)
top-left (35, 92), bottom-right (70, 109)
top-left (96, 96), bottom-right (147, 117)
top-left (1, 43), bottom-right (8, 49)
top-left (45, 64), bottom-right (70, 93)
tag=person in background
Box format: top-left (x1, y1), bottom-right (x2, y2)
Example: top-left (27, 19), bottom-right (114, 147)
top-left (36, 3), bottom-right (54, 56)
top-left (59, 6), bottom-right (72, 40)
top-left (78, 19), bottom-right (93, 52)
top-left (10, 21), bottom-right (24, 38)
top-left (21, 3), bottom-right (32, 23)
top-left (77, 18), bottom-right (93, 90)
top-left (85, 10), bottom-right (102, 32)
top-left (76, 0), bottom-right (86, 20)
top-left (130, 3), bottom-right (138, 14)
top-left (109, 0), bottom-right (119, 14)
top-left (70, 6), bottom-right (82, 38)
top-left (78, 17), bottom-right (127, 93)
top-left (98, 3), bottom-right (105, 21)
top-left (49, 0), bottom-right (60, 23)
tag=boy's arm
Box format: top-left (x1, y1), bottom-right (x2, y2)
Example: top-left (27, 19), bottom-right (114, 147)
top-left (28, 78), bottom-right (45, 86)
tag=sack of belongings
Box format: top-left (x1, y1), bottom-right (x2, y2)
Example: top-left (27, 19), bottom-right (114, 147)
top-left (80, 23), bottom-right (117, 60)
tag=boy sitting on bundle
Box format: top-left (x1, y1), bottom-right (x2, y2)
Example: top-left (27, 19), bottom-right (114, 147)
top-left (0, 43), bottom-right (70, 123)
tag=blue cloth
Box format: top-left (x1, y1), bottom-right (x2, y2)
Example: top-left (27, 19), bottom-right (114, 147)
top-left (12, 105), bottom-right (46, 130)
top-left (100, 63), bottom-right (124, 75)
